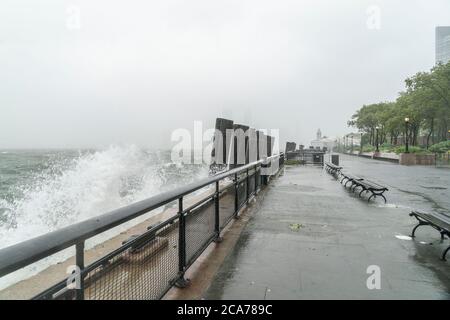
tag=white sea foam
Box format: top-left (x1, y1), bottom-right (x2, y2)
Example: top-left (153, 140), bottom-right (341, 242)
top-left (0, 145), bottom-right (208, 290)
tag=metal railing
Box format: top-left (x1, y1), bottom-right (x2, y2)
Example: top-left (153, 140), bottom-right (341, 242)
top-left (285, 151), bottom-right (325, 166)
top-left (0, 154), bottom-right (284, 300)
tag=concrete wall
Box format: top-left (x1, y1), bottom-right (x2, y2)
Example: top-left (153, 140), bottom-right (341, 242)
top-left (399, 153), bottom-right (436, 166)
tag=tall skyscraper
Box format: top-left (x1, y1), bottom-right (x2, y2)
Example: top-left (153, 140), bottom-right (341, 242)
top-left (436, 26), bottom-right (450, 64)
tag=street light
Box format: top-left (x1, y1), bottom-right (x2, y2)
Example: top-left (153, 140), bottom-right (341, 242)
top-left (375, 126), bottom-right (380, 153)
top-left (404, 117), bottom-right (410, 153)
top-left (351, 134), bottom-right (354, 153)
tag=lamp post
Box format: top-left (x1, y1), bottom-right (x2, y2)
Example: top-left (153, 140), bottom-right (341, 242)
top-left (351, 134), bottom-right (354, 153)
top-left (360, 132), bottom-right (363, 154)
top-left (375, 126), bottom-right (380, 153)
top-left (404, 117), bottom-right (410, 153)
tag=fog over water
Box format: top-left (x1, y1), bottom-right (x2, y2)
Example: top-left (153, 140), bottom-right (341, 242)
top-left (1, 0), bottom-right (450, 148)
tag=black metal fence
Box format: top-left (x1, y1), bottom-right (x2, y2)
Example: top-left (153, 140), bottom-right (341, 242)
top-left (0, 154), bottom-right (284, 300)
top-left (285, 150), bottom-right (325, 165)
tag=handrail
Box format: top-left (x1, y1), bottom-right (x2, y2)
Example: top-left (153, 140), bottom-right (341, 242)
top-left (0, 154), bottom-right (282, 278)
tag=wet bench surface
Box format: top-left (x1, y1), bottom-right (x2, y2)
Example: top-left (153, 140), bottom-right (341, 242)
top-left (410, 210), bottom-right (450, 261)
top-left (205, 165), bottom-right (450, 299)
top-left (325, 162), bottom-right (342, 175)
top-left (339, 172), bottom-right (389, 203)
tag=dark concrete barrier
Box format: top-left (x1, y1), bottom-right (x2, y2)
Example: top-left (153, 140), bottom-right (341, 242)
top-left (285, 142), bottom-right (296, 153)
top-left (258, 131), bottom-right (267, 161)
top-left (232, 124), bottom-right (249, 168)
top-left (247, 128), bottom-right (257, 164)
top-left (267, 135), bottom-right (274, 157)
top-left (211, 118), bottom-right (234, 169)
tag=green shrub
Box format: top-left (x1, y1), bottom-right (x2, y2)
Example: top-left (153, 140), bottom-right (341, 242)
top-left (428, 141), bottom-right (450, 153)
top-left (379, 143), bottom-right (394, 152)
top-left (362, 145), bottom-right (375, 153)
top-left (394, 146), bottom-right (426, 154)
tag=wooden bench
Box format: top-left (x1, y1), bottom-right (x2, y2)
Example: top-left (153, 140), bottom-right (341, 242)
top-left (409, 210), bottom-right (450, 260)
top-left (325, 162), bottom-right (342, 176)
top-left (350, 179), bottom-right (389, 203)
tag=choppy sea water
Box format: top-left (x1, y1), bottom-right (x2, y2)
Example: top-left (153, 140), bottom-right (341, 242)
top-left (0, 145), bottom-right (208, 289)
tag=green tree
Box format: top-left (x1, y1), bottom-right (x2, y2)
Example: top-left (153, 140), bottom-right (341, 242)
top-left (348, 62), bottom-right (450, 150)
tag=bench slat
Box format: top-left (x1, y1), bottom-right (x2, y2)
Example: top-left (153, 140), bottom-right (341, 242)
top-left (412, 211), bottom-right (450, 231)
top-left (353, 179), bottom-right (388, 191)
top-left (325, 162), bottom-right (342, 170)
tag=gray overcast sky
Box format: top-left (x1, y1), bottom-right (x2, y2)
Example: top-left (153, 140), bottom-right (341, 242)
top-left (1, 0), bottom-right (449, 149)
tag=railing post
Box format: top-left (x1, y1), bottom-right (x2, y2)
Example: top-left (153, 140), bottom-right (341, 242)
top-left (255, 165), bottom-right (259, 193)
top-left (175, 197), bottom-right (189, 288)
top-left (246, 168), bottom-right (249, 202)
top-left (214, 181), bottom-right (222, 243)
top-left (262, 159), bottom-right (268, 185)
top-left (75, 242), bottom-right (84, 300)
top-left (234, 173), bottom-right (239, 218)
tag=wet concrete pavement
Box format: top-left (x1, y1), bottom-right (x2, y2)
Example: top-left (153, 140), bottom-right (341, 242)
top-left (340, 154), bottom-right (450, 215)
top-left (205, 160), bottom-right (450, 299)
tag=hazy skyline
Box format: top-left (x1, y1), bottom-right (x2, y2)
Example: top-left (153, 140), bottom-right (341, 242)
top-left (1, 0), bottom-right (449, 149)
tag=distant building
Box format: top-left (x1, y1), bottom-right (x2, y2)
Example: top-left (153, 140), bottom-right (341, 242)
top-left (310, 129), bottom-right (335, 151)
top-left (436, 26), bottom-right (450, 64)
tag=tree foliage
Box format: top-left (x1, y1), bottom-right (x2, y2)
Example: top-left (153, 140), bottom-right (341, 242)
top-left (349, 62), bottom-right (450, 149)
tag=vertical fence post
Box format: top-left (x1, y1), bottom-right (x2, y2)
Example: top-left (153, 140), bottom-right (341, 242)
top-left (262, 160), bottom-right (268, 185)
top-left (75, 242), bottom-right (85, 300)
top-left (246, 168), bottom-right (249, 202)
top-left (234, 173), bottom-right (239, 218)
top-left (255, 164), bottom-right (259, 193)
top-left (175, 197), bottom-right (189, 288)
top-left (214, 181), bottom-right (222, 242)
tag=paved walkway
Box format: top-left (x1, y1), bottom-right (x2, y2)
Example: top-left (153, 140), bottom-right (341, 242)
top-left (205, 165), bottom-right (450, 299)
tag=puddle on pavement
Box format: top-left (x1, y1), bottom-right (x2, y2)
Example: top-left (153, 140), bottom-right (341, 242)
top-left (395, 234), bottom-right (412, 240)
top-left (395, 234), bottom-right (432, 244)
top-left (372, 203), bottom-right (412, 211)
top-left (278, 183), bottom-right (322, 193)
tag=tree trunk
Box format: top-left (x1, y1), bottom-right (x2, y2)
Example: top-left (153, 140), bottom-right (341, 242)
top-left (426, 118), bottom-right (434, 149)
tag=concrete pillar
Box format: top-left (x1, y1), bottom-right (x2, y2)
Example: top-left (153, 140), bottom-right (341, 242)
top-left (267, 135), bottom-right (273, 157)
top-left (258, 132), bottom-right (268, 159)
top-left (232, 124), bottom-right (249, 168)
top-left (211, 118), bottom-right (234, 166)
top-left (256, 131), bottom-right (262, 160)
top-left (247, 128), bottom-right (257, 163)
top-left (285, 142), bottom-right (296, 153)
